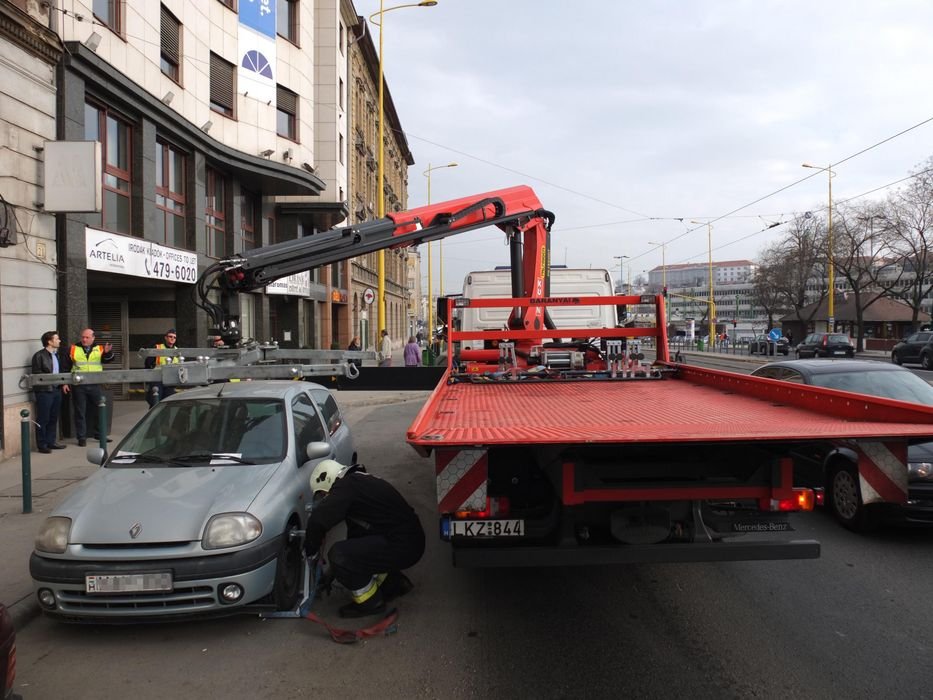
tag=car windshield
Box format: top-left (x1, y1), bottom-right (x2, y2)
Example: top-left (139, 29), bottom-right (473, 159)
top-left (827, 334), bottom-right (850, 344)
top-left (808, 370), bottom-right (933, 405)
top-left (110, 398), bottom-right (287, 466)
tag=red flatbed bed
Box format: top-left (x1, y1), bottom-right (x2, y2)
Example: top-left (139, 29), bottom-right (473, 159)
top-left (407, 363), bottom-right (933, 450)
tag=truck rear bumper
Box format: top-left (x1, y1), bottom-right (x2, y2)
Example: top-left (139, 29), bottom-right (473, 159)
top-left (452, 539), bottom-right (820, 567)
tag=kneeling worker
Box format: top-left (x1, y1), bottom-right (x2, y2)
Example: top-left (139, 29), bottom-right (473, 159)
top-left (305, 459), bottom-right (425, 618)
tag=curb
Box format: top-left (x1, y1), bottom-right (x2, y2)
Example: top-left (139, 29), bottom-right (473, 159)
top-left (9, 589), bottom-right (40, 631)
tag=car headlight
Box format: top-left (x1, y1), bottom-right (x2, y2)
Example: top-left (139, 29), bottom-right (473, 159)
top-left (201, 513), bottom-right (262, 550)
top-left (908, 462), bottom-right (933, 480)
top-left (35, 516), bottom-right (72, 554)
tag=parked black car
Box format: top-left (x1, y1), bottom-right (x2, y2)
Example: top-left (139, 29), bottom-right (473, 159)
top-left (891, 330), bottom-right (933, 369)
top-left (748, 334), bottom-right (789, 356)
top-left (751, 359), bottom-right (933, 531)
top-left (794, 332), bottom-right (854, 358)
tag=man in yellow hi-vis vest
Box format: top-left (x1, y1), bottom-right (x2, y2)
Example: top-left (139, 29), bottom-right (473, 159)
top-left (69, 328), bottom-right (114, 446)
top-left (144, 328), bottom-right (180, 408)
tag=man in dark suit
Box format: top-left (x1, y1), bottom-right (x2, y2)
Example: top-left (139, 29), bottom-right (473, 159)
top-left (30, 331), bottom-right (69, 453)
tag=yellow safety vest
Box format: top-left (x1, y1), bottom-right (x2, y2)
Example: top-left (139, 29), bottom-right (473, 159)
top-left (154, 343), bottom-right (180, 366)
top-left (70, 345), bottom-right (105, 372)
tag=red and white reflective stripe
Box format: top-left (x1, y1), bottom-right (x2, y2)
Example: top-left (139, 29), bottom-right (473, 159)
top-left (435, 449), bottom-right (488, 513)
top-left (856, 441), bottom-right (908, 505)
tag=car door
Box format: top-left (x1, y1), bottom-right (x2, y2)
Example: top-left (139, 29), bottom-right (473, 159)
top-left (310, 387), bottom-right (355, 465)
top-left (291, 393), bottom-right (331, 510)
top-left (906, 332), bottom-right (930, 363)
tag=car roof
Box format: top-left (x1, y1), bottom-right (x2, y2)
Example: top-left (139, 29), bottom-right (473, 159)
top-left (160, 380), bottom-right (327, 402)
top-left (754, 359), bottom-right (905, 376)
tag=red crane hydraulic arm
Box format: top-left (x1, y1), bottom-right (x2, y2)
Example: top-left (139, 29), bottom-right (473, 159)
top-left (195, 185), bottom-right (556, 345)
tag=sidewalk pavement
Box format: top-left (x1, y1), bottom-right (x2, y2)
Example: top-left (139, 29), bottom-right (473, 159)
top-left (0, 370), bottom-right (430, 631)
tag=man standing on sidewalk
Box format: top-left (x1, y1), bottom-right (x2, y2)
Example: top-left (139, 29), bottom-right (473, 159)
top-left (69, 328), bottom-right (114, 446)
top-left (30, 331), bottom-right (69, 453)
top-left (144, 328), bottom-right (180, 407)
top-left (379, 329), bottom-right (393, 367)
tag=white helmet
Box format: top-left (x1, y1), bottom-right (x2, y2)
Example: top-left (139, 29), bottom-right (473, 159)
top-left (309, 459), bottom-right (348, 495)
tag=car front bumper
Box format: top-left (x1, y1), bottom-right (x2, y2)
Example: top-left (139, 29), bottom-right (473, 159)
top-left (30, 537), bottom-right (280, 620)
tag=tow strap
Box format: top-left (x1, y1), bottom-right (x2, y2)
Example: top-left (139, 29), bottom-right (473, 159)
top-left (304, 608), bottom-right (399, 644)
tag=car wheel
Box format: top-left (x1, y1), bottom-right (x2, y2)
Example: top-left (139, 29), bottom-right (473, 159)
top-left (922, 353), bottom-right (933, 371)
top-left (892, 351), bottom-right (901, 365)
top-left (272, 522), bottom-right (302, 610)
top-left (827, 462), bottom-right (876, 532)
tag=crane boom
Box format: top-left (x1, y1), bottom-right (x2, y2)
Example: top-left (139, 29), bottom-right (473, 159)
top-left (197, 185), bottom-right (556, 344)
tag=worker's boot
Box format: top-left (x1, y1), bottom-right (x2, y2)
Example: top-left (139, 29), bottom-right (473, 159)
top-left (338, 589), bottom-right (386, 619)
top-left (381, 571), bottom-right (414, 602)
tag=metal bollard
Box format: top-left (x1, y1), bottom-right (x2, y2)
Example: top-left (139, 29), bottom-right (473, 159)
top-left (97, 395), bottom-right (108, 450)
top-left (20, 408), bottom-right (32, 514)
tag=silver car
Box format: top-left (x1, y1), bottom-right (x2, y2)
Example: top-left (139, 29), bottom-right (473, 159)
top-left (30, 381), bottom-right (355, 621)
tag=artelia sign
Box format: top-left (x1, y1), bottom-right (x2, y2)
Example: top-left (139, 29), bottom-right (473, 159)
top-left (267, 272), bottom-right (310, 297)
top-left (85, 228), bottom-right (198, 284)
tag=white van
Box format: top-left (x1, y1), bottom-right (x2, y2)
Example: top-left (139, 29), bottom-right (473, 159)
top-left (456, 268), bottom-right (617, 351)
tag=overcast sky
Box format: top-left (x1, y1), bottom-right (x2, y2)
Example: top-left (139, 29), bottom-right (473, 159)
top-left (354, 0), bottom-right (933, 295)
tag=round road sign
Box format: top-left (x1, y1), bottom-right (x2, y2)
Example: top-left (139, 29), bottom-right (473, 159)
top-left (363, 288), bottom-right (375, 305)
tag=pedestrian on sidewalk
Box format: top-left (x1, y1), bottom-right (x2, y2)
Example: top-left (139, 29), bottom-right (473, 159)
top-left (30, 331), bottom-right (69, 453)
top-left (404, 336), bottom-right (421, 366)
top-left (379, 329), bottom-right (392, 367)
top-left (144, 328), bottom-right (180, 408)
top-left (347, 336), bottom-right (362, 369)
top-left (69, 327), bottom-right (115, 446)
top-left (304, 459), bottom-right (425, 618)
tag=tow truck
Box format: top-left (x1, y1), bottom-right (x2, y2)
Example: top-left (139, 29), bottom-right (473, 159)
top-left (24, 185), bottom-right (933, 566)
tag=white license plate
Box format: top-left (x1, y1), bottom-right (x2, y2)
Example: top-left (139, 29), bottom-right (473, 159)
top-left (451, 519), bottom-right (524, 537)
top-left (85, 572), bottom-right (173, 594)
top-left (833, 351), bottom-right (846, 355)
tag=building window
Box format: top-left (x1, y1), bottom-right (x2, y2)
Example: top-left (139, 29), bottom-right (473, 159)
top-left (277, 0), bottom-right (298, 43)
top-left (276, 85), bottom-right (298, 140)
top-left (93, 0), bottom-right (122, 33)
top-left (210, 52), bottom-right (236, 117)
top-left (339, 22), bottom-right (344, 55)
top-left (85, 102), bottom-right (132, 235)
top-left (240, 191), bottom-right (257, 251)
top-left (339, 133), bottom-right (344, 164)
top-left (160, 5), bottom-right (182, 83)
top-left (155, 140), bottom-right (187, 248)
top-left (339, 77), bottom-right (344, 110)
top-left (216, 0), bottom-right (235, 8)
top-left (205, 167), bottom-right (227, 258)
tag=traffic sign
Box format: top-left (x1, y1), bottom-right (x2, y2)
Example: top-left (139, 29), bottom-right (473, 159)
top-left (768, 328), bottom-right (782, 341)
top-left (363, 288), bottom-right (375, 305)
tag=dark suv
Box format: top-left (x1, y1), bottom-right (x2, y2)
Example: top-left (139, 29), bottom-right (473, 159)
top-left (892, 330), bottom-right (933, 369)
top-left (794, 332), bottom-right (854, 359)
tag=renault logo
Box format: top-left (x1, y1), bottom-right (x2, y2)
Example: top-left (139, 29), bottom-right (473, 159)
top-left (129, 522), bottom-right (142, 539)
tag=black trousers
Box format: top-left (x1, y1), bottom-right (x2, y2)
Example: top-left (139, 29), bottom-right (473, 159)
top-left (72, 384), bottom-right (104, 440)
top-left (34, 390), bottom-right (61, 448)
top-left (328, 524), bottom-right (425, 592)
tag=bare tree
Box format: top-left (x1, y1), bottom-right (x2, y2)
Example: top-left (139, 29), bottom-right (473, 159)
top-left (757, 214), bottom-right (827, 329)
top-left (885, 157), bottom-right (933, 329)
top-left (831, 203), bottom-right (905, 350)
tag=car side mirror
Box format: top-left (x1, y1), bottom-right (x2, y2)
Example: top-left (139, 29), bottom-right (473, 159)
top-left (86, 446), bottom-right (106, 466)
top-left (305, 441), bottom-right (331, 461)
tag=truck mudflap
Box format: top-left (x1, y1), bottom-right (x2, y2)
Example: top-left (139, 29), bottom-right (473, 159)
top-left (452, 539), bottom-right (821, 567)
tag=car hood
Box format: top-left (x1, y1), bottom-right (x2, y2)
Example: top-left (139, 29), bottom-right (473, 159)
top-left (58, 463), bottom-right (280, 544)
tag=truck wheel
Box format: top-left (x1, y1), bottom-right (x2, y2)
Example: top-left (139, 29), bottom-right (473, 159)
top-left (827, 463), bottom-right (876, 533)
top-left (272, 523), bottom-right (302, 610)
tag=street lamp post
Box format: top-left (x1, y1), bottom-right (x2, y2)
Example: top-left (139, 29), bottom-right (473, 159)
top-left (613, 254), bottom-right (629, 292)
top-left (424, 161), bottom-right (458, 356)
top-left (370, 0), bottom-right (438, 344)
top-left (647, 241), bottom-right (667, 292)
top-left (690, 220), bottom-right (715, 350)
top-left (803, 163), bottom-right (836, 331)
